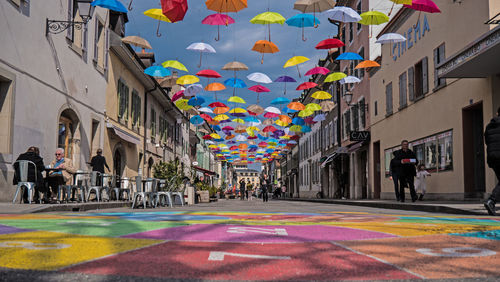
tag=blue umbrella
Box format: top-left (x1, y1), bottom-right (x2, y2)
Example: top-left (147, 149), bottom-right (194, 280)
top-left (301, 125), bottom-right (312, 133)
top-left (335, 52), bottom-right (364, 60)
top-left (144, 66), bottom-right (171, 77)
top-left (271, 97), bottom-right (291, 105)
top-left (286, 14), bottom-right (320, 41)
top-left (258, 134), bottom-right (268, 140)
top-left (190, 115), bottom-right (204, 125)
top-left (188, 96), bottom-right (205, 106)
top-left (292, 117), bottom-right (305, 125)
top-left (212, 125), bottom-right (221, 131)
top-left (283, 107), bottom-right (298, 114)
top-left (91, 0), bottom-right (127, 13)
top-left (245, 116), bottom-right (260, 123)
top-left (224, 78), bottom-right (247, 88)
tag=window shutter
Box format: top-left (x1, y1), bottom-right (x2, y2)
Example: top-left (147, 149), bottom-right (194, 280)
top-left (433, 47), bottom-right (438, 88)
top-left (94, 21), bottom-right (99, 62)
top-left (117, 80), bottom-right (122, 118)
top-left (66, 0), bottom-right (74, 41)
top-left (360, 98), bottom-right (366, 129)
top-left (408, 67), bottom-right (415, 101)
top-left (422, 57), bottom-right (429, 94)
top-left (399, 72), bottom-right (407, 107)
top-left (104, 27), bottom-right (109, 71)
top-left (386, 83), bottom-right (393, 115)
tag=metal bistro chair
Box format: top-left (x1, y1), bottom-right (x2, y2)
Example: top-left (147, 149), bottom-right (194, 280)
top-left (131, 176), bottom-right (154, 209)
top-left (119, 177), bottom-right (132, 201)
top-left (58, 170), bottom-right (88, 203)
top-left (155, 178), bottom-right (174, 208)
top-left (86, 171), bottom-right (107, 202)
top-left (170, 177), bottom-right (187, 206)
top-left (12, 160), bottom-right (40, 204)
top-left (104, 174), bottom-right (119, 201)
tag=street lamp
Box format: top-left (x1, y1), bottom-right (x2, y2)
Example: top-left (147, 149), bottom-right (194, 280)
top-left (46, 0), bottom-right (95, 35)
top-left (343, 91), bottom-right (368, 112)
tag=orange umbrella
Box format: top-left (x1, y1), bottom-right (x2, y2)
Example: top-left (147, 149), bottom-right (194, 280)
top-left (205, 82), bottom-right (226, 91)
top-left (279, 115), bottom-right (292, 123)
top-left (226, 134), bottom-right (235, 140)
top-left (288, 101), bottom-right (305, 111)
top-left (251, 40), bottom-right (279, 64)
top-left (239, 143), bottom-right (248, 150)
top-left (214, 106), bottom-right (230, 114)
top-left (355, 60), bottom-right (381, 69)
top-left (206, 0), bottom-right (248, 13)
top-left (207, 120), bottom-right (220, 125)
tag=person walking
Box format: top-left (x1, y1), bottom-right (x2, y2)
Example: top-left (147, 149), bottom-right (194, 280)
top-left (281, 182), bottom-right (287, 198)
top-left (90, 149), bottom-right (110, 174)
top-left (247, 182), bottom-right (253, 201)
top-left (484, 107), bottom-right (500, 215)
top-left (13, 146), bottom-right (45, 203)
top-left (239, 178), bottom-right (246, 200)
top-left (261, 175), bottom-right (269, 202)
top-left (392, 140), bottom-right (418, 202)
top-left (389, 156), bottom-right (402, 201)
top-left (415, 164), bottom-right (431, 201)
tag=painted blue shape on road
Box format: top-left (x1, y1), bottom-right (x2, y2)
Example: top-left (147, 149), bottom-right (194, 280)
top-left (450, 230), bottom-right (500, 241)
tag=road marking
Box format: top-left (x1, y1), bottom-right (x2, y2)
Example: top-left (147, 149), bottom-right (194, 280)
top-left (416, 247), bottom-right (496, 257)
top-left (208, 251), bottom-right (291, 261)
top-left (226, 226), bottom-right (288, 236)
top-left (0, 241), bottom-right (71, 250)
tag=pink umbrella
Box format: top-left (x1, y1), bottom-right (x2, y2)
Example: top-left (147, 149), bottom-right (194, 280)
top-left (264, 112), bottom-right (280, 118)
top-left (202, 13), bottom-right (236, 41)
top-left (304, 117), bottom-right (316, 125)
top-left (172, 90), bottom-right (184, 102)
top-left (248, 85), bottom-right (270, 103)
top-left (305, 66), bottom-right (330, 76)
top-left (404, 0), bottom-right (441, 13)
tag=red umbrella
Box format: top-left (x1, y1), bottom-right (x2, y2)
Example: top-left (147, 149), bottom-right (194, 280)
top-left (201, 13), bottom-right (236, 41)
top-left (196, 69), bottom-right (222, 78)
top-left (305, 67), bottom-right (330, 76)
top-left (230, 145), bottom-right (238, 150)
top-left (264, 112), bottom-right (279, 118)
top-left (200, 114), bottom-right (213, 121)
top-left (222, 126), bottom-right (234, 131)
top-left (202, 134), bottom-right (213, 140)
top-left (263, 125), bottom-right (277, 132)
top-left (248, 110), bottom-right (259, 116)
top-left (290, 135), bottom-right (300, 140)
top-left (248, 136), bottom-right (258, 140)
top-left (171, 90), bottom-right (184, 102)
top-left (209, 102), bottom-right (227, 108)
top-left (304, 117), bottom-right (316, 124)
top-left (248, 85), bottom-right (270, 92)
top-left (404, 0), bottom-right (441, 13)
top-left (161, 0), bottom-right (188, 23)
top-left (315, 38), bottom-right (344, 49)
top-left (296, 82), bottom-right (318, 90)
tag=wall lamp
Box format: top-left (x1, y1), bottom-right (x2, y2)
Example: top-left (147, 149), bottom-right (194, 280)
top-left (46, 0), bottom-right (94, 35)
top-left (343, 91), bottom-right (368, 112)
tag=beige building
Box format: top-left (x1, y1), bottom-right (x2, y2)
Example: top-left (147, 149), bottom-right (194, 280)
top-left (235, 168), bottom-right (260, 190)
top-left (369, 0), bottom-right (499, 200)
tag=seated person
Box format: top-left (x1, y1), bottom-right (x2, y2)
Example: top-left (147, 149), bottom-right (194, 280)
top-left (46, 148), bottom-right (76, 201)
top-left (13, 146), bottom-right (45, 203)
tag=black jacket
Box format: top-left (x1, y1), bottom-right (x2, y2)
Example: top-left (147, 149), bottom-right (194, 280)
top-left (13, 152), bottom-right (45, 187)
top-left (392, 149), bottom-right (417, 177)
top-left (484, 116), bottom-right (500, 167)
top-left (90, 155), bottom-right (109, 173)
top-left (389, 157), bottom-right (401, 177)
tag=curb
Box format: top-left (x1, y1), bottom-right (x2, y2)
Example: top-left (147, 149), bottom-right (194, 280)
top-left (281, 198), bottom-right (487, 216)
top-left (27, 202), bottom-right (132, 213)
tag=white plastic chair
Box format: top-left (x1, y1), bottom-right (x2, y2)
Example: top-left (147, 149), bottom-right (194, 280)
top-left (12, 160), bottom-right (39, 204)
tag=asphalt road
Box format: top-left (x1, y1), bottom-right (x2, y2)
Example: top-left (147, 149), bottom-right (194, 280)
top-left (0, 199), bottom-right (498, 281)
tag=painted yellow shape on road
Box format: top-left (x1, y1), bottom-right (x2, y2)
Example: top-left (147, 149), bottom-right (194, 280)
top-left (0, 231), bottom-right (161, 270)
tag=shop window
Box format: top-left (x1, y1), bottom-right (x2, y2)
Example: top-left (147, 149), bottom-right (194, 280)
top-left (352, 104), bottom-right (359, 131)
top-left (343, 109), bottom-right (351, 140)
top-left (385, 82), bottom-right (393, 115)
top-left (117, 79), bottom-right (129, 123)
top-left (399, 72), bottom-right (407, 109)
top-left (433, 43), bottom-right (446, 89)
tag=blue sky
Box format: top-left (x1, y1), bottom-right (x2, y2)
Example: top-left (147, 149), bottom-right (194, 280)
top-left (125, 0), bottom-right (339, 107)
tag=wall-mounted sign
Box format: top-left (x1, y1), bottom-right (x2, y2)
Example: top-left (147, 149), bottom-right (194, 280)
top-left (393, 15), bottom-right (430, 61)
top-left (350, 131), bottom-right (371, 142)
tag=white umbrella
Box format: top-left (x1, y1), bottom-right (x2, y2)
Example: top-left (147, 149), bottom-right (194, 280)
top-left (313, 114), bottom-right (326, 122)
top-left (264, 106), bottom-right (281, 114)
top-left (247, 121), bottom-right (262, 127)
top-left (288, 140), bottom-right (298, 144)
top-left (205, 140), bottom-right (215, 144)
top-left (376, 33), bottom-right (407, 44)
top-left (340, 76), bottom-right (361, 84)
top-left (324, 6), bottom-right (362, 23)
top-left (186, 42), bottom-right (216, 67)
top-left (184, 84), bottom-right (203, 96)
top-left (198, 107), bottom-right (213, 113)
top-left (247, 72), bottom-right (273, 84)
top-left (235, 135), bottom-right (247, 142)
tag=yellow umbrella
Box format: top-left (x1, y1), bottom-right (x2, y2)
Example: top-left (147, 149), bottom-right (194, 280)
top-left (247, 126), bottom-right (260, 131)
top-left (229, 107), bottom-right (247, 114)
top-left (162, 60), bottom-right (188, 72)
top-left (213, 114), bottom-right (230, 121)
top-left (209, 145), bottom-right (218, 149)
top-left (246, 128), bottom-right (256, 137)
top-left (305, 103), bottom-right (322, 111)
top-left (228, 96), bottom-right (246, 104)
top-left (232, 118), bottom-right (245, 124)
top-left (358, 11), bottom-right (389, 26)
top-left (289, 125), bottom-right (303, 132)
top-left (175, 99), bottom-right (192, 110)
top-left (298, 109), bottom-right (314, 117)
top-left (275, 120), bottom-right (288, 127)
top-left (311, 91), bottom-right (332, 100)
top-left (250, 11), bottom-right (286, 41)
top-left (284, 56), bottom-right (310, 77)
top-left (143, 9), bottom-right (172, 37)
top-left (210, 133), bottom-right (221, 139)
top-left (177, 75), bottom-right (199, 85)
top-left (324, 72), bottom-right (347, 82)
top-left (219, 144), bottom-right (227, 148)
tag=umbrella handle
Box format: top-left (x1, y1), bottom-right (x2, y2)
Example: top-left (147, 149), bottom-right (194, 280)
top-left (296, 65), bottom-right (302, 78)
top-left (198, 52), bottom-right (202, 68)
top-left (156, 21), bottom-right (161, 37)
top-left (302, 27), bottom-right (307, 42)
top-left (261, 53), bottom-right (264, 64)
top-left (215, 26), bottom-right (220, 41)
top-left (128, 0), bottom-right (133, 11)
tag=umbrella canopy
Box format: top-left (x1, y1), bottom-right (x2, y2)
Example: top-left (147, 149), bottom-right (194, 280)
top-left (320, 100), bottom-right (335, 111)
top-left (224, 78), bottom-right (247, 88)
top-left (161, 0), bottom-right (188, 23)
top-left (305, 103), bottom-right (321, 111)
top-left (289, 125), bottom-right (303, 132)
top-left (122, 36), bottom-right (152, 49)
top-left (214, 106), bottom-right (230, 114)
top-left (222, 61), bottom-right (249, 71)
top-left (252, 40), bottom-right (279, 53)
top-left (335, 52), bottom-right (363, 60)
top-left (293, 0), bottom-right (336, 13)
top-left (315, 38), bottom-right (345, 49)
top-left (288, 102), bottom-right (305, 111)
top-left (313, 114), bottom-right (326, 122)
top-left (292, 117), bottom-right (305, 125)
top-left (190, 115), bottom-right (204, 125)
top-left (171, 90), bottom-right (184, 102)
top-left (250, 11), bottom-right (286, 25)
top-left (296, 82), bottom-right (318, 90)
top-left (188, 96), bottom-right (205, 106)
top-left (185, 84), bottom-right (203, 96)
top-left (200, 114), bottom-right (213, 121)
top-left (213, 114), bottom-right (230, 121)
top-left (199, 107), bottom-right (213, 113)
top-left (205, 0), bottom-right (248, 13)
top-left (263, 125), bottom-right (277, 133)
top-left (305, 66), bottom-right (329, 76)
top-left (301, 125), bottom-right (312, 133)
top-left (247, 104), bottom-right (264, 115)
top-left (229, 108), bottom-right (247, 114)
top-left (186, 42), bottom-right (216, 53)
top-left (91, 0), bottom-right (127, 13)
top-left (358, 11), bottom-right (389, 25)
top-left (197, 69), bottom-right (221, 78)
top-left (275, 76), bottom-right (297, 82)
top-left (228, 96), bottom-right (246, 103)
top-left (279, 115), bottom-right (292, 123)
top-left (162, 60), bottom-right (188, 71)
top-left (209, 102), bottom-right (227, 108)
top-left (235, 135), bottom-right (247, 142)
top-left (286, 14), bottom-right (320, 41)
top-left (222, 126), bottom-right (234, 131)
top-left (324, 72), bottom-right (347, 82)
top-left (376, 33), bottom-right (407, 44)
top-left (175, 99), bottom-right (192, 110)
top-left (248, 85), bottom-right (270, 93)
top-left (311, 91), bottom-right (332, 99)
top-left (202, 13), bottom-right (236, 41)
top-left (177, 75), bottom-right (199, 85)
top-left (271, 97), bottom-right (291, 105)
top-left (205, 82), bottom-right (226, 91)
top-left (284, 56), bottom-right (309, 68)
top-left (324, 6), bottom-right (361, 22)
top-left (298, 109), bottom-right (313, 117)
top-left (355, 60), bottom-right (381, 69)
top-left (247, 72), bottom-right (272, 84)
top-left (144, 66), bottom-right (171, 77)
top-left (265, 106), bottom-right (281, 114)
top-left (340, 76), bottom-right (362, 84)
top-left (404, 0), bottom-right (441, 13)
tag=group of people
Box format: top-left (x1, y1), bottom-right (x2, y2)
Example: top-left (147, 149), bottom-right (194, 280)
top-left (12, 147), bottom-right (109, 203)
top-left (237, 174), bottom-right (274, 202)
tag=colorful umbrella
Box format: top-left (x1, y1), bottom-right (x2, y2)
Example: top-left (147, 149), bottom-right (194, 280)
top-left (188, 96), bottom-right (205, 106)
top-left (122, 36), bottom-right (152, 50)
top-left (197, 69), bottom-right (221, 78)
top-left (296, 82), bottom-right (318, 90)
top-left (224, 78), bottom-right (247, 88)
top-left (200, 113), bottom-right (213, 121)
top-left (143, 8), bottom-right (171, 37)
top-left (335, 52), bottom-right (363, 60)
top-left (404, 0), bottom-right (441, 13)
top-left (171, 90), bottom-right (184, 102)
top-left (205, 82), bottom-right (226, 92)
top-left (275, 75), bottom-right (297, 94)
top-left (324, 6), bottom-right (361, 23)
top-left (289, 125), bottom-right (303, 132)
top-left (190, 115), bottom-right (204, 125)
top-left (92, 0), bottom-right (127, 13)
top-left (250, 11), bottom-right (286, 41)
top-left (209, 102), bottom-right (227, 108)
top-left (320, 100), bottom-right (335, 111)
top-left (315, 38), bottom-right (345, 49)
top-left (248, 85), bottom-right (270, 93)
top-left (292, 117), bottom-right (305, 125)
top-left (214, 106), bottom-right (229, 114)
top-left (313, 114), bottom-right (326, 122)
top-left (279, 115), bottom-right (292, 123)
top-left (205, 0), bottom-right (248, 13)
top-left (265, 106), bottom-right (281, 115)
top-left (284, 56), bottom-right (309, 77)
top-left (293, 0), bottom-right (335, 27)
top-left (252, 40), bottom-right (280, 63)
top-left (202, 13), bottom-right (235, 41)
top-left (186, 42), bottom-right (216, 67)
top-left (247, 104), bottom-right (264, 115)
top-left (198, 107), bottom-right (213, 114)
top-left (160, 0), bottom-right (188, 23)
top-left (184, 84), bottom-right (203, 96)
top-left (305, 66), bottom-right (330, 76)
top-left (376, 33), bottom-right (407, 44)
top-left (286, 14), bottom-right (320, 41)
top-left (175, 99), bottom-right (192, 110)
top-left (305, 103), bottom-right (321, 111)
top-left (358, 11), bottom-right (389, 25)
top-left (340, 76), bottom-right (361, 84)
top-left (229, 108), bottom-right (247, 114)
top-left (311, 91), bottom-right (332, 99)
top-left (228, 96), bottom-right (246, 104)
top-left (324, 72), bottom-right (347, 82)
top-left (271, 97), bottom-right (291, 105)
top-left (288, 102), bottom-right (305, 111)
top-left (355, 60), bottom-right (381, 69)
top-left (298, 109), bottom-right (313, 117)
top-left (144, 66), bottom-right (171, 77)
top-left (247, 72), bottom-right (272, 84)
top-left (162, 60), bottom-right (188, 71)
top-left (177, 75), bottom-right (199, 85)
top-left (213, 114), bottom-right (229, 121)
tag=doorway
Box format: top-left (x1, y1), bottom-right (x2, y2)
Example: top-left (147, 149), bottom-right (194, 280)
top-left (114, 149), bottom-right (122, 185)
top-left (360, 150), bottom-right (368, 199)
top-left (373, 141), bottom-right (381, 199)
top-left (463, 103), bottom-right (486, 198)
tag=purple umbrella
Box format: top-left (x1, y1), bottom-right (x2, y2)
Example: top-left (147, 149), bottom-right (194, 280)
top-left (227, 140), bottom-right (237, 144)
top-left (279, 140), bottom-right (288, 144)
top-left (274, 76), bottom-right (297, 94)
top-left (220, 119), bottom-right (232, 123)
top-left (230, 113), bottom-right (246, 117)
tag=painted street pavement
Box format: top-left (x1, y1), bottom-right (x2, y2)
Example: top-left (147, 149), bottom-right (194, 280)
top-left (0, 211), bottom-right (498, 280)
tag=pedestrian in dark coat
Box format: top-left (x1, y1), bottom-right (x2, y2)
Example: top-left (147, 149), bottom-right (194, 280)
top-left (13, 146), bottom-right (45, 202)
top-left (239, 179), bottom-right (246, 200)
top-left (261, 175), bottom-right (269, 202)
top-left (484, 107), bottom-right (500, 215)
top-left (90, 149), bottom-right (110, 174)
top-left (392, 140), bottom-right (418, 202)
top-left (389, 156), bottom-right (402, 201)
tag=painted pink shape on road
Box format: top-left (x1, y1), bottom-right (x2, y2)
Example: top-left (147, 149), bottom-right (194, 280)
top-left (123, 224), bottom-right (395, 242)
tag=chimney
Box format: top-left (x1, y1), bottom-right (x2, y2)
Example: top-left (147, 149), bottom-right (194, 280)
top-left (136, 52), bottom-right (155, 68)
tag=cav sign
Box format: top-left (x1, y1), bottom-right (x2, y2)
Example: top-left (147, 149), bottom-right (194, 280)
top-left (350, 131), bottom-right (370, 142)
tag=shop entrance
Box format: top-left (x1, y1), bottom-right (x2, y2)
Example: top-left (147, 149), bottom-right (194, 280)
top-left (373, 141), bottom-right (381, 199)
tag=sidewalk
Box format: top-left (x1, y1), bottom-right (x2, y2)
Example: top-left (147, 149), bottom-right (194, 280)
top-left (281, 197), bottom-right (492, 216)
top-left (0, 201), bottom-right (131, 214)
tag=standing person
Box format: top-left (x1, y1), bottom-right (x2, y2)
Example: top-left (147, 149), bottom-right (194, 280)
top-left (392, 140), bottom-right (418, 202)
top-left (13, 146), bottom-right (45, 203)
top-left (46, 148), bottom-right (76, 202)
top-left (281, 181), bottom-right (287, 198)
top-left (389, 155), bottom-right (402, 201)
top-left (415, 164), bottom-right (431, 201)
top-left (246, 182), bottom-right (253, 201)
top-left (484, 107), bottom-right (500, 215)
top-left (262, 175), bottom-right (269, 202)
top-left (90, 149), bottom-right (110, 174)
top-left (239, 178), bottom-right (246, 200)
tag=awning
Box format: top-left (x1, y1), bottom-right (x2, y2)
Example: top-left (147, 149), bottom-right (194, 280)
top-left (193, 165), bottom-right (216, 176)
top-left (348, 141), bottom-right (366, 153)
top-left (437, 25), bottom-right (500, 78)
top-left (320, 153), bottom-right (338, 168)
top-left (106, 123), bottom-right (141, 145)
